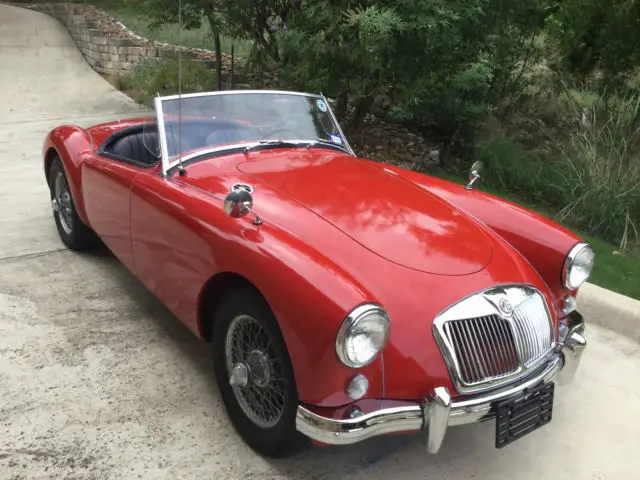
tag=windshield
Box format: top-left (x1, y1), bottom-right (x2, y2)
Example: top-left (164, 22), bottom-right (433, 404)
top-left (150, 90), bottom-right (352, 174)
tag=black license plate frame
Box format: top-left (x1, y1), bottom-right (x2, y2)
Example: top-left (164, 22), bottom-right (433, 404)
top-left (495, 382), bottom-right (554, 448)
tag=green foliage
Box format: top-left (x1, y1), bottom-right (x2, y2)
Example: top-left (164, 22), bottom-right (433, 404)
top-left (546, 0), bottom-right (640, 82)
top-left (475, 91), bottom-right (640, 251)
top-left (85, 0), bottom-right (640, 257)
top-left (274, 0), bottom-right (549, 137)
top-left (554, 92), bottom-right (640, 250)
top-left (119, 58), bottom-right (214, 105)
top-left (276, 2), bottom-right (405, 132)
top-left (476, 136), bottom-right (564, 207)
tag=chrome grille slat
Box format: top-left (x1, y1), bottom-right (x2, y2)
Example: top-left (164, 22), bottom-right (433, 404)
top-left (485, 315), bottom-right (507, 370)
top-left (471, 317), bottom-right (498, 377)
top-left (435, 286), bottom-right (554, 392)
top-left (444, 315), bottom-right (519, 385)
top-left (463, 321), bottom-right (487, 380)
top-left (513, 293), bottom-right (554, 367)
top-left (482, 317), bottom-right (502, 371)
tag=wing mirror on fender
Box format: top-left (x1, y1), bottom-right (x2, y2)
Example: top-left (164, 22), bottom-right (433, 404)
top-left (224, 186), bottom-right (263, 225)
top-left (465, 161), bottom-right (484, 191)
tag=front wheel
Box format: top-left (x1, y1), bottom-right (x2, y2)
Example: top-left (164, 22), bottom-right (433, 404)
top-left (212, 288), bottom-right (308, 458)
top-left (49, 156), bottom-right (95, 251)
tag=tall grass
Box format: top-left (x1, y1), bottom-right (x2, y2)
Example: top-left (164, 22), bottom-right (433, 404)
top-left (554, 91), bottom-right (640, 251)
top-left (476, 89), bottom-right (640, 252)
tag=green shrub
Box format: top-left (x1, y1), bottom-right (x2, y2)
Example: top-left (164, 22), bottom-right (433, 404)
top-left (475, 135), bottom-right (565, 208)
top-left (475, 91), bottom-right (640, 251)
top-left (119, 58), bottom-right (215, 106)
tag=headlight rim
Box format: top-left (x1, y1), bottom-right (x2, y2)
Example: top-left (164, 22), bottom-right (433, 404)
top-left (562, 241), bottom-right (594, 290)
top-left (336, 303), bottom-right (390, 368)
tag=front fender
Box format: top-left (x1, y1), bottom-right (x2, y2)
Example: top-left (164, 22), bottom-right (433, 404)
top-left (129, 173), bottom-right (382, 407)
top-left (42, 126), bottom-right (93, 225)
top-left (383, 164), bottom-right (582, 305)
top-left (218, 220), bottom-right (386, 408)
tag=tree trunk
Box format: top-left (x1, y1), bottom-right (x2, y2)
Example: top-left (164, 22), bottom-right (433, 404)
top-left (345, 95), bottom-right (374, 135)
top-left (214, 31), bottom-right (223, 91)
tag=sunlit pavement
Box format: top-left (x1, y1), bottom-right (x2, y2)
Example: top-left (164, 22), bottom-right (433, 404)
top-left (1, 3), bottom-right (639, 479)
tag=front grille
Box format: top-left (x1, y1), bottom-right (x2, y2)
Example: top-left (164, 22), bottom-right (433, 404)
top-left (511, 293), bottom-right (554, 367)
top-left (434, 286), bottom-right (555, 393)
top-left (443, 315), bottom-right (520, 385)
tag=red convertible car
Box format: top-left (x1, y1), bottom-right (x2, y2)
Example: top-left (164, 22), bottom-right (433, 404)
top-left (42, 90), bottom-right (592, 457)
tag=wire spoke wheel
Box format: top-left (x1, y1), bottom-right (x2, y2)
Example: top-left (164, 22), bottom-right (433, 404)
top-left (52, 171), bottom-right (74, 235)
top-left (225, 314), bottom-right (287, 429)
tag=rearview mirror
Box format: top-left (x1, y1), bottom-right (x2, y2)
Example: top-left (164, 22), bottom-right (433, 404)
top-left (465, 161), bottom-right (484, 191)
top-left (224, 189), bottom-right (254, 218)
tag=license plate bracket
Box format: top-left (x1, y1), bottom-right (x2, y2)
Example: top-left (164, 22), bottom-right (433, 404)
top-left (495, 382), bottom-right (554, 448)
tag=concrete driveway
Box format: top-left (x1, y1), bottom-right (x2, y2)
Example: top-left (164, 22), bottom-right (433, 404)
top-left (1, 4), bottom-right (639, 479)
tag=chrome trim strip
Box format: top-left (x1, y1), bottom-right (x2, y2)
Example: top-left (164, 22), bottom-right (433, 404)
top-left (322, 92), bottom-right (355, 156)
top-left (157, 89), bottom-right (323, 102)
top-left (295, 405), bottom-right (424, 445)
top-left (155, 96), bottom-right (171, 176)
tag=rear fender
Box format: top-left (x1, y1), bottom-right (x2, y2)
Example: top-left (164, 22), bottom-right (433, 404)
top-left (43, 126), bottom-right (93, 224)
top-left (381, 164), bottom-right (583, 305)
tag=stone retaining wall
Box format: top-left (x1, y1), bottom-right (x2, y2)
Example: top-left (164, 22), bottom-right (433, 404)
top-left (15, 2), bottom-right (242, 83)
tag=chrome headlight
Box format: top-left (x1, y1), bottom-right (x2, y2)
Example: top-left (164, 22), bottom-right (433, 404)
top-left (562, 242), bottom-right (595, 290)
top-left (336, 304), bottom-right (390, 368)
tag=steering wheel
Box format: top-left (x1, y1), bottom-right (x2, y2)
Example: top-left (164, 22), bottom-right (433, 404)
top-left (263, 126), bottom-right (301, 139)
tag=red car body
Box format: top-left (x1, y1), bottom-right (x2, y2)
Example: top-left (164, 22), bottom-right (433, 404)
top-left (42, 92), bottom-right (589, 455)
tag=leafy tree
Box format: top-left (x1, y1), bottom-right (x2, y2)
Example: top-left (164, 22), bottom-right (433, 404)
top-left (140, 0), bottom-right (226, 90)
top-left (547, 0), bottom-right (640, 82)
top-left (276, 2), bottom-right (405, 134)
top-left (222, 0), bottom-right (301, 63)
top-left (274, 0), bottom-right (549, 139)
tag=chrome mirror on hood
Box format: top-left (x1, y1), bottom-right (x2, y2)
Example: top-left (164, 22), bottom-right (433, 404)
top-left (465, 161), bottom-right (484, 191)
top-left (224, 186), bottom-right (263, 225)
top-left (224, 188), bottom-right (253, 218)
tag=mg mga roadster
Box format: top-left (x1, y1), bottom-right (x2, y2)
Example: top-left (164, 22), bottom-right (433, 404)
top-left (42, 90), bottom-right (591, 457)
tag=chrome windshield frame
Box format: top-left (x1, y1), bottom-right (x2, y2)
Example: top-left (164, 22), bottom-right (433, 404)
top-left (153, 89), bottom-right (355, 175)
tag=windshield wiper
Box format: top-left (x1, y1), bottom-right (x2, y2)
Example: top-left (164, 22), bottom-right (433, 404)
top-left (244, 139), bottom-right (302, 153)
top-left (243, 138), bottom-right (351, 155)
top-left (306, 138), bottom-right (350, 154)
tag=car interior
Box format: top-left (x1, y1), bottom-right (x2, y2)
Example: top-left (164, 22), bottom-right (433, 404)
top-left (99, 119), bottom-right (260, 167)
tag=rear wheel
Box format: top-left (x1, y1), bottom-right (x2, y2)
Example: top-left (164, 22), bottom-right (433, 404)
top-left (212, 288), bottom-right (308, 458)
top-left (49, 156), bottom-right (95, 250)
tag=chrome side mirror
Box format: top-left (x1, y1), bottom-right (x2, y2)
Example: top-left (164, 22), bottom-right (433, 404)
top-left (465, 160), bottom-right (484, 191)
top-left (224, 189), bottom-right (263, 225)
top-left (224, 189), bottom-right (253, 218)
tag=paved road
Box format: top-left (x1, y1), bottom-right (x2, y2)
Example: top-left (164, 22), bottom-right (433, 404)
top-left (1, 4), bottom-right (639, 479)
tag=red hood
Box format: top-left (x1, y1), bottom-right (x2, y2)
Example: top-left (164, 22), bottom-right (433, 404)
top-left (237, 151), bottom-right (494, 275)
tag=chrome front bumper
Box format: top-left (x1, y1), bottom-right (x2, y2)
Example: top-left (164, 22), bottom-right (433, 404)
top-left (296, 312), bottom-right (586, 454)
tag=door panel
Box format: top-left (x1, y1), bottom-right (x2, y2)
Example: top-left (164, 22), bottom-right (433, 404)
top-left (130, 174), bottom-right (219, 335)
top-left (82, 155), bottom-right (144, 271)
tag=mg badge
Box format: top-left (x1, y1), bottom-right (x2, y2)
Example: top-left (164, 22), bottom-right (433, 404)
top-left (499, 298), bottom-right (513, 315)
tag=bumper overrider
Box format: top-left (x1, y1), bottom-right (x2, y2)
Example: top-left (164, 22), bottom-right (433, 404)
top-left (296, 311), bottom-right (587, 453)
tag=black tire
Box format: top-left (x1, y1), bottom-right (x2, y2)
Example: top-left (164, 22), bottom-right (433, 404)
top-left (49, 156), bottom-right (96, 251)
top-left (212, 288), bottom-right (308, 458)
